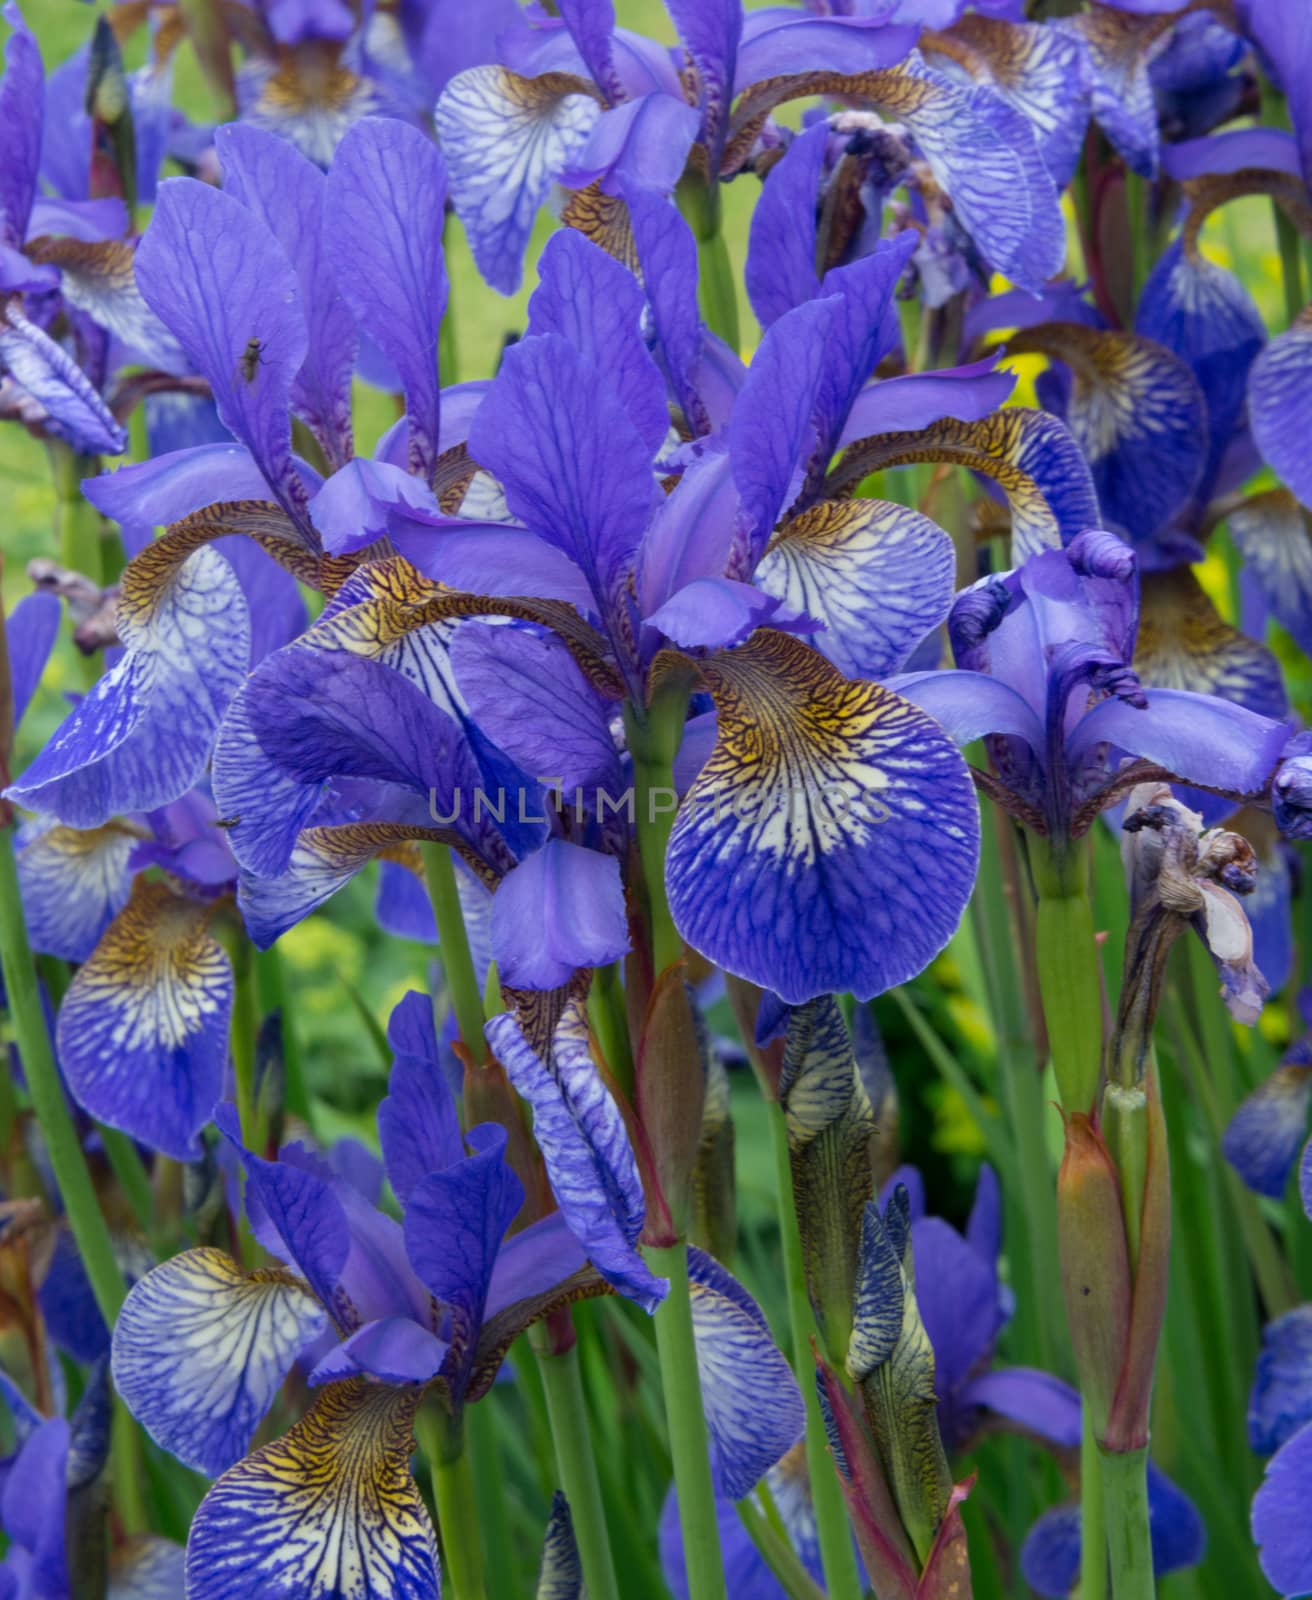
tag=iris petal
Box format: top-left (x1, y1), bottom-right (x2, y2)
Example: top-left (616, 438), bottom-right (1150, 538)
top-left (664, 630), bottom-right (980, 1003)
top-left (22, 236), bottom-right (187, 375)
top-left (436, 66), bottom-right (601, 295)
top-left (688, 1246), bottom-right (805, 1500)
top-left (1223, 1065), bottom-right (1312, 1200)
top-left (1250, 309), bottom-right (1312, 512)
top-left (112, 1247), bottom-right (327, 1475)
top-left (56, 881), bottom-right (233, 1159)
top-left (379, 991), bottom-right (463, 1205)
top-left (185, 1380), bottom-right (440, 1600)
top-left (756, 499), bottom-right (954, 680)
top-left (107, 1536), bottom-right (188, 1600)
top-left (1250, 1305), bottom-right (1312, 1456)
top-left (1254, 1422), bottom-right (1312, 1600)
top-left (0, 300), bottom-right (127, 455)
top-left (1230, 491), bottom-right (1312, 656)
top-left (16, 819), bottom-right (135, 963)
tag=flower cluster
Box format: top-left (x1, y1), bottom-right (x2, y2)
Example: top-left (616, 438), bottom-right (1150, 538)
top-left (1, 0), bottom-right (1312, 1598)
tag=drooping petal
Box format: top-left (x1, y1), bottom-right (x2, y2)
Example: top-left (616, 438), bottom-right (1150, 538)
top-left (490, 841), bottom-right (630, 991)
top-left (1254, 1422), bottom-right (1312, 1600)
top-left (908, 1216), bottom-right (1000, 1401)
top-left (0, 300), bottom-right (127, 455)
top-left (526, 228), bottom-right (668, 455)
top-left (1068, 689), bottom-right (1286, 804)
top-left (1133, 567), bottom-right (1288, 723)
top-left (1250, 309), bottom-right (1312, 512)
top-left (755, 499), bottom-right (954, 679)
top-left (111, 1247), bottom-right (327, 1476)
top-left (467, 331), bottom-right (656, 635)
top-left (6, 590), bottom-right (59, 729)
top-left (325, 118), bottom-right (448, 480)
top-left (1004, 323), bottom-right (1205, 550)
top-left (1229, 491), bottom-right (1312, 656)
top-left (379, 991), bottom-right (463, 1203)
top-left (831, 409), bottom-right (1099, 560)
top-left (664, 631), bottom-right (980, 1003)
top-left (1250, 1305), bottom-right (1312, 1457)
top-left (1062, 7), bottom-right (1164, 179)
top-left (218, 124), bottom-right (356, 470)
top-left (436, 66), bottom-right (602, 295)
top-left (185, 1381), bottom-right (440, 1600)
top-left (488, 998), bottom-right (667, 1312)
top-left (1135, 238), bottom-right (1265, 508)
top-left (1223, 1066), bottom-right (1312, 1201)
top-left (16, 819), bottom-right (135, 963)
top-left (55, 882), bottom-right (232, 1160)
top-left (959, 1368), bottom-right (1081, 1449)
top-left (5, 543), bottom-right (249, 828)
top-left (107, 1536), bottom-right (188, 1600)
top-left (688, 1246), bottom-right (805, 1500)
top-left (134, 178), bottom-right (309, 524)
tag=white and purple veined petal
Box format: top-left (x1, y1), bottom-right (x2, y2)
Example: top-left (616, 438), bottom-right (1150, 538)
top-left (0, 300), bottom-right (126, 455)
top-left (111, 1247), bottom-right (328, 1476)
top-left (15, 818), bottom-right (135, 963)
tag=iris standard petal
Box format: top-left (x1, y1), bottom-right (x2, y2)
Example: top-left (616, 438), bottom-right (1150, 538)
top-left (743, 120), bottom-right (828, 330)
top-left (755, 499), bottom-right (954, 680)
top-left (467, 331), bottom-right (656, 635)
top-left (218, 124), bottom-right (356, 470)
top-left (624, 187), bottom-right (705, 433)
top-left (436, 66), bottom-right (601, 296)
top-left (111, 1247), bottom-right (327, 1476)
top-left (526, 228), bottom-right (668, 455)
top-left (55, 882), bottom-right (232, 1159)
top-left (688, 1246), bottom-right (805, 1500)
top-left (6, 590), bottom-right (59, 730)
top-left (488, 999), bottom-right (667, 1311)
top-left (134, 178), bottom-right (309, 524)
top-left (664, 630), bottom-right (980, 1003)
top-left (185, 1380), bottom-right (440, 1600)
top-left (1254, 1420), bottom-right (1312, 1598)
top-left (0, 1), bottom-right (42, 248)
top-left (379, 991), bottom-right (463, 1204)
top-left (325, 118), bottom-right (448, 479)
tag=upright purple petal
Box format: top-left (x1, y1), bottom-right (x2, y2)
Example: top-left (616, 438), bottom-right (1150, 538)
top-left (1254, 1422), bottom-right (1312, 1599)
top-left (622, 187), bottom-right (705, 431)
top-left (490, 841), bottom-right (629, 991)
top-left (325, 118), bottom-right (448, 480)
top-left (379, 992), bottom-right (463, 1204)
top-left (134, 179), bottom-right (308, 525)
top-left (218, 125), bottom-right (356, 471)
top-left (526, 229), bottom-right (668, 454)
top-left (7, 590), bottom-right (59, 729)
top-left (744, 121), bottom-right (827, 330)
top-left (665, 0), bottom-right (740, 162)
top-left (0, 1), bottom-right (42, 248)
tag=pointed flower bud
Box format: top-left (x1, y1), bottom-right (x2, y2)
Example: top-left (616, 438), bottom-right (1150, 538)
top-left (1058, 1113), bottom-right (1133, 1442)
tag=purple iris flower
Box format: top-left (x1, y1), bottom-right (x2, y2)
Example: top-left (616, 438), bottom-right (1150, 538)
top-left (1249, 1154), bottom-right (1312, 1597)
top-left (111, 990), bottom-right (654, 1599)
top-left (1225, 991), bottom-right (1312, 1199)
top-left (0, 1358), bottom-right (186, 1598)
top-left (894, 532), bottom-right (1287, 843)
top-left (0, 3), bottom-right (192, 458)
top-left (436, 0), bottom-right (1070, 297)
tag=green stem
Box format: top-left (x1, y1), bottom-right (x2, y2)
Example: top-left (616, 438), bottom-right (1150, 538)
top-left (465, 1401), bottom-right (517, 1600)
top-left (97, 1123), bottom-right (155, 1241)
top-left (588, 961), bottom-right (635, 1101)
top-left (676, 174), bottom-right (739, 353)
top-left (254, 944), bottom-right (309, 1122)
top-left (46, 445), bottom-right (104, 691)
top-left (1261, 80), bottom-right (1306, 324)
top-left (646, 1240), bottom-right (727, 1600)
top-left (0, 828), bottom-right (126, 1326)
top-left (1081, 1406), bottom-right (1107, 1600)
top-left (421, 1410), bottom-right (486, 1600)
top-left (768, 1106), bottom-right (864, 1600)
top-left (625, 689), bottom-right (688, 975)
top-left (735, 1497), bottom-right (827, 1600)
top-left (422, 843), bottom-right (487, 1062)
top-left (1100, 1447), bottom-right (1155, 1600)
top-left (531, 1331), bottom-right (622, 1600)
top-left (229, 937), bottom-right (258, 1149)
top-left (111, 1398), bottom-right (148, 1535)
top-left (1032, 851), bottom-right (1104, 1114)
